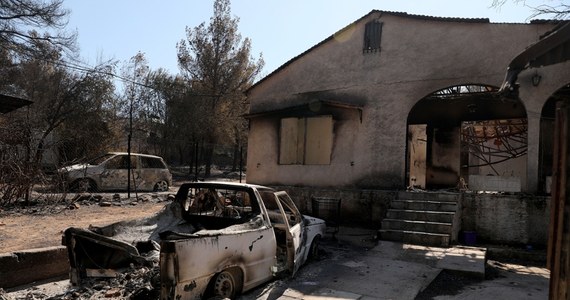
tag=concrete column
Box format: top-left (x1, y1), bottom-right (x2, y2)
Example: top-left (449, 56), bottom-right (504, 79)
top-left (526, 114), bottom-right (540, 193)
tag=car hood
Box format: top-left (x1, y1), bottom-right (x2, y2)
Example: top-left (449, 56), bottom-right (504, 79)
top-left (59, 163), bottom-right (90, 173)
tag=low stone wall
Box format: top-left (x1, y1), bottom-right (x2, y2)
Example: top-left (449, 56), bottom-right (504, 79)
top-left (0, 246), bottom-right (69, 289)
top-left (274, 186), bottom-right (551, 247)
top-left (461, 193), bottom-right (550, 247)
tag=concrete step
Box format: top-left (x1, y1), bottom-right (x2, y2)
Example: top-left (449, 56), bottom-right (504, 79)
top-left (382, 219), bottom-right (452, 234)
top-left (378, 229), bottom-right (450, 247)
top-left (391, 200), bottom-right (457, 212)
top-left (386, 209), bottom-right (455, 223)
top-left (397, 191), bottom-right (460, 203)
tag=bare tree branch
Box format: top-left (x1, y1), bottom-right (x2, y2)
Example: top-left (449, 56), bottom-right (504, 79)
top-left (0, 0), bottom-right (76, 57)
top-left (491, 0), bottom-right (570, 20)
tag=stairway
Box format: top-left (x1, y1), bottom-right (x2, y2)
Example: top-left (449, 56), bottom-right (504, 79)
top-left (378, 191), bottom-right (461, 247)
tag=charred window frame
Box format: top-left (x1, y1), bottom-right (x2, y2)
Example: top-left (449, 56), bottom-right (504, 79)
top-left (279, 115), bottom-right (333, 165)
top-left (176, 185), bottom-right (261, 219)
top-left (141, 157), bottom-right (166, 169)
top-left (106, 155), bottom-right (136, 169)
top-left (363, 21), bottom-right (382, 53)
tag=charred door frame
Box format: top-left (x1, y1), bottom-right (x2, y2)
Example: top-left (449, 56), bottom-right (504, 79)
top-left (406, 84), bottom-right (527, 190)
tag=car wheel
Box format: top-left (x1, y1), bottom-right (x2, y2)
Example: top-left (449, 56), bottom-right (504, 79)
top-left (211, 268), bottom-right (242, 299)
top-left (153, 180), bottom-right (169, 192)
top-left (71, 178), bottom-right (97, 193)
top-left (309, 235), bottom-right (321, 260)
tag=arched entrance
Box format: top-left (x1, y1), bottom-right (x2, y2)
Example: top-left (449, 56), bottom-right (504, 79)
top-left (539, 83), bottom-right (570, 194)
top-left (407, 84), bottom-right (528, 191)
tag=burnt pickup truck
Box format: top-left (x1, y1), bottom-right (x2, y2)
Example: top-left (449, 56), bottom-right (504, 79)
top-left (62, 182), bottom-right (326, 299)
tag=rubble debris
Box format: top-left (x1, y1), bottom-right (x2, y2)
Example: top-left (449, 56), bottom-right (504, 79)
top-left (68, 203), bottom-right (80, 210)
top-left (104, 288), bottom-right (121, 297)
top-left (0, 289), bottom-right (8, 300)
top-left (3, 287), bottom-right (49, 300)
top-left (70, 194), bottom-right (98, 203)
top-left (76, 265), bottom-right (160, 299)
top-left (7, 265), bottom-right (161, 300)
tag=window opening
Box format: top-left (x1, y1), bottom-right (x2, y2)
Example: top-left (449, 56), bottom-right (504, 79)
top-left (364, 21), bottom-right (382, 53)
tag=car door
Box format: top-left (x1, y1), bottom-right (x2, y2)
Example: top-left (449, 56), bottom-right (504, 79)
top-left (274, 191), bottom-right (306, 275)
top-left (130, 156), bottom-right (145, 190)
top-left (99, 155), bottom-right (131, 190)
top-left (138, 156), bottom-right (168, 191)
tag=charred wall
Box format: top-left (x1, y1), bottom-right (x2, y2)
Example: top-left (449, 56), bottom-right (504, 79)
top-left (426, 126), bottom-right (461, 189)
top-left (274, 185), bottom-right (396, 228)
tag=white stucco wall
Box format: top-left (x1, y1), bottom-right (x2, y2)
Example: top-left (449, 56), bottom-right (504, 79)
top-left (517, 61), bottom-right (570, 192)
top-left (246, 11), bottom-right (559, 190)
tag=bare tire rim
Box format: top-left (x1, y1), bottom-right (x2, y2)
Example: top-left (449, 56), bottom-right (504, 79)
top-left (214, 271), bottom-right (235, 298)
top-left (154, 181), bottom-right (168, 192)
top-left (78, 179), bottom-right (92, 192)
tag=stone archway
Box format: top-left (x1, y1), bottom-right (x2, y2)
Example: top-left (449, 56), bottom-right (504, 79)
top-left (407, 84), bottom-right (528, 191)
top-left (539, 83), bottom-right (570, 194)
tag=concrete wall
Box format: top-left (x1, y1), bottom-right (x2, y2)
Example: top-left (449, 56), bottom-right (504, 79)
top-left (0, 246), bottom-right (68, 288)
top-left (247, 11), bottom-right (558, 191)
top-left (461, 193), bottom-right (550, 247)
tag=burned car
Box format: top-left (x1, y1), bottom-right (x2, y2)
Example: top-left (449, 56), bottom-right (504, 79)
top-left (58, 152), bottom-right (172, 192)
top-left (62, 182), bottom-right (326, 299)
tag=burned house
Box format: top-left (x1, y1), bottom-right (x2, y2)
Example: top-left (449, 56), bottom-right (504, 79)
top-left (245, 11), bottom-right (569, 246)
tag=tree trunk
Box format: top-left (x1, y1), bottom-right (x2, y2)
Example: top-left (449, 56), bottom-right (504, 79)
top-left (203, 143), bottom-right (214, 177)
top-left (231, 143), bottom-right (238, 172)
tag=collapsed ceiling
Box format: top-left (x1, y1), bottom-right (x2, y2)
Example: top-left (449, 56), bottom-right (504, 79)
top-left (408, 85), bottom-right (525, 126)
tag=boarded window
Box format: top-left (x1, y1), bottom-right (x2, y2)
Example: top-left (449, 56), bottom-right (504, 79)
top-left (305, 116), bottom-right (333, 164)
top-left (364, 21), bottom-right (382, 53)
top-left (279, 118), bottom-right (304, 164)
top-left (279, 116), bottom-right (333, 165)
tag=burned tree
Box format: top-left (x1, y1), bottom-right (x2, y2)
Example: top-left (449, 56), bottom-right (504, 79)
top-left (176, 0), bottom-right (263, 176)
top-left (492, 0), bottom-right (570, 20)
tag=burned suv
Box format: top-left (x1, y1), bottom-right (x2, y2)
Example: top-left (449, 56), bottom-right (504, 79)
top-left (59, 152), bottom-right (172, 192)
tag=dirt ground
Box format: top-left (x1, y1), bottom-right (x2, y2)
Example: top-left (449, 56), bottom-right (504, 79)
top-left (0, 192), bottom-right (170, 253)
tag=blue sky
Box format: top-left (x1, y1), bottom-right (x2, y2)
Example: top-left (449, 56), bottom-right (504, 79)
top-left (63, 0), bottom-right (549, 78)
